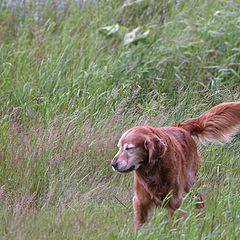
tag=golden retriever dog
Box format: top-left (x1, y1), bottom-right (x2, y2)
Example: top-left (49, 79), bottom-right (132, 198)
top-left (111, 102), bottom-right (240, 226)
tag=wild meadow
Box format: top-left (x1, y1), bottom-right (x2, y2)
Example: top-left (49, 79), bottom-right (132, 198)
top-left (0, 0), bottom-right (240, 239)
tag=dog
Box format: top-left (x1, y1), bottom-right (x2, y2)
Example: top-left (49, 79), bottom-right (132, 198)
top-left (111, 102), bottom-right (240, 226)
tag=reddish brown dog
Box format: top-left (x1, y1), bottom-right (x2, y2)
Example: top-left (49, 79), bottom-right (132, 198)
top-left (111, 102), bottom-right (240, 226)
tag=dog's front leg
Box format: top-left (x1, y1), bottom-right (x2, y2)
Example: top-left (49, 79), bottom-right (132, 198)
top-left (166, 191), bottom-right (183, 216)
top-left (133, 194), bottom-right (152, 227)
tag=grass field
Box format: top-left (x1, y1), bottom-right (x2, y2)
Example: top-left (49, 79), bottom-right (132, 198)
top-left (0, 0), bottom-right (240, 239)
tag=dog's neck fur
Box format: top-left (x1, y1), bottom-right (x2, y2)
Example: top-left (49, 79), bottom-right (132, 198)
top-left (135, 159), bottom-right (171, 203)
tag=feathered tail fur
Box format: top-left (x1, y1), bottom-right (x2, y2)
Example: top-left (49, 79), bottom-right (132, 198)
top-left (175, 102), bottom-right (240, 143)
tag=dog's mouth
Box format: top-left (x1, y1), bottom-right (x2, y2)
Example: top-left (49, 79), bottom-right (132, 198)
top-left (120, 165), bottom-right (136, 173)
top-left (112, 164), bottom-right (136, 173)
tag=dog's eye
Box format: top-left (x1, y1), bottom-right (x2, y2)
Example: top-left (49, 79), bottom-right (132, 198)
top-left (126, 146), bottom-right (134, 150)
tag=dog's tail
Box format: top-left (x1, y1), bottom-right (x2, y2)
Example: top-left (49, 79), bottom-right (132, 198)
top-left (175, 102), bottom-right (240, 143)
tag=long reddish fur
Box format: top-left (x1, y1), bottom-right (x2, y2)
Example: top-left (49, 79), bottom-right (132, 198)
top-left (132, 102), bottom-right (240, 226)
top-left (175, 102), bottom-right (240, 143)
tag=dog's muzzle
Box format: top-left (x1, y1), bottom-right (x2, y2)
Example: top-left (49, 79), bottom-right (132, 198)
top-left (111, 162), bottom-right (135, 173)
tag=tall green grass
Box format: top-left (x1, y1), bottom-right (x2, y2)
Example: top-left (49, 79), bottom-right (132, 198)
top-left (0, 0), bottom-right (240, 239)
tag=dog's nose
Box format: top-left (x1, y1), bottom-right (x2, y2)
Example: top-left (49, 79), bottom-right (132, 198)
top-left (111, 162), bottom-right (118, 171)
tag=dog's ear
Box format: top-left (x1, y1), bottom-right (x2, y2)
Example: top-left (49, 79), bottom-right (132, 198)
top-left (144, 136), bottom-right (167, 166)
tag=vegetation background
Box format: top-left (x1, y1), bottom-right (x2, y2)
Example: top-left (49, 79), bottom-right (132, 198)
top-left (0, 0), bottom-right (240, 239)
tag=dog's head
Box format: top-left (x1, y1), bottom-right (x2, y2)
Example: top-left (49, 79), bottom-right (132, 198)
top-left (111, 126), bottom-right (167, 173)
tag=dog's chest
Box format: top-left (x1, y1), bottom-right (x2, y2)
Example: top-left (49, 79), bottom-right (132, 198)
top-left (139, 176), bottom-right (166, 204)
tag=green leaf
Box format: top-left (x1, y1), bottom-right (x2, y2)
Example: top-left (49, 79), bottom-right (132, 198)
top-left (124, 26), bottom-right (150, 45)
top-left (98, 24), bottom-right (120, 37)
